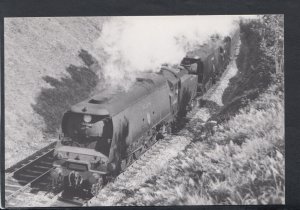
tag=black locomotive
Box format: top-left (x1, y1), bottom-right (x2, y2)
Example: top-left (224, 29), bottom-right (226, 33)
top-left (50, 35), bottom-right (234, 197)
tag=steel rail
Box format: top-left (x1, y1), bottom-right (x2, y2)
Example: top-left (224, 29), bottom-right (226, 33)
top-left (5, 166), bottom-right (55, 201)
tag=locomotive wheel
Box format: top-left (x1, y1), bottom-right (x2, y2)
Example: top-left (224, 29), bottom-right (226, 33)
top-left (50, 168), bottom-right (64, 192)
top-left (91, 184), bottom-right (99, 197)
top-left (143, 141), bottom-right (150, 150)
top-left (187, 99), bottom-right (195, 111)
top-left (144, 133), bottom-right (156, 149)
top-left (156, 124), bottom-right (166, 140)
top-left (150, 135), bottom-right (157, 146)
top-left (162, 124), bottom-right (167, 134)
top-left (166, 123), bottom-right (172, 134)
top-left (121, 154), bottom-right (136, 171)
top-left (120, 159), bottom-right (127, 171)
top-left (129, 154), bottom-right (135, 167)
top-left (91, 177), bottom-right (104, 197)
top-left (134, 147), bottom-right (143, 159)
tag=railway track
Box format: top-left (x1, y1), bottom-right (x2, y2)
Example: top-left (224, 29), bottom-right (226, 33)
top-left (5, 142), bottom-right (57, 206)
top-left (4, 135), bottom-right (174, 207)
top-left (49, 135), bottom-right (173, 207)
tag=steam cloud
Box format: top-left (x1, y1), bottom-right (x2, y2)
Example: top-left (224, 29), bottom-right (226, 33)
top-left (93, 15), bottom-right (256, 90)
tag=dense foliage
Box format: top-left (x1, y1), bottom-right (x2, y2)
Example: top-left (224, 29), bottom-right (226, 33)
top-left (214, 16), bottom-right (283, 123)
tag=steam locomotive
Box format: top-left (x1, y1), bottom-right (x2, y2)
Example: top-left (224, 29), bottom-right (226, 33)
top-left (50, 35), bottom-right (233, 197)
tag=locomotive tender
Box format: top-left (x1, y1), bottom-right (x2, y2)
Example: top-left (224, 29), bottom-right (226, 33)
top-left (51, 35), bottom-right (233, 196)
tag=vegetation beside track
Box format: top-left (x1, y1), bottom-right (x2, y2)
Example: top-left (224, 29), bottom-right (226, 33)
top-left (113, 16), bottom-right (284, 205)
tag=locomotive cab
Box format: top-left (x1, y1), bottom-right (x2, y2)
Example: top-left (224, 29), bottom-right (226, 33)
top-left (56, 110), bottom-right (113, 169)
top-left (51, 110), bottom-right (114, 195)
top-left (61, 111), bottom-right (113, 157)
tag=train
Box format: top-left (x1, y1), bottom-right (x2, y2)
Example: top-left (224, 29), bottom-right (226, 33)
top-left (50, 34), bottom-right (234, 198)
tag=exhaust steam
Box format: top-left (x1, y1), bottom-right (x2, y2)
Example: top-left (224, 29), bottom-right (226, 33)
top-left (93, 15), bottom-right (256, 91)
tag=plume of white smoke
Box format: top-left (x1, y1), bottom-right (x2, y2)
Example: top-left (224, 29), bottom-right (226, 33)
top-left (94, 15), bottom-right (256, 90)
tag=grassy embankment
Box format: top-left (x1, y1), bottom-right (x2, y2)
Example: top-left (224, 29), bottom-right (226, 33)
top-left (5, 17), bottom-right (106, 168)
top-left (116, 19), bottom-right (284, 205)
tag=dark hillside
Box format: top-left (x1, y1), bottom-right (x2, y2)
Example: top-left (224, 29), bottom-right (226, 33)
top-left (32, 50), bottom-right (101, 134)
top-left (212, 19), bottom-right (280, 122)
top-left (227, 20), bottom-right (274, 98)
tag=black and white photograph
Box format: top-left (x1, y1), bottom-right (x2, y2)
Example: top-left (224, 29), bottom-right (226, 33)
top-left (3, 15), bottom-right (284, 207)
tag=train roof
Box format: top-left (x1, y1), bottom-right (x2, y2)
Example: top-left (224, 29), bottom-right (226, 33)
top-left (71, 72), bottom-right (169, 116)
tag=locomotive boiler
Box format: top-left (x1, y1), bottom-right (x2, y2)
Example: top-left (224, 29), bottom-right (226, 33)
top-left (51, 66), bottom-right (198, 196)
top-left (50, 35), bottom-right (234, 197)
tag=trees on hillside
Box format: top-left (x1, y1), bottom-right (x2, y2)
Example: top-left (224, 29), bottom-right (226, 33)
top-left (260, 15), bottom-right (284, 74)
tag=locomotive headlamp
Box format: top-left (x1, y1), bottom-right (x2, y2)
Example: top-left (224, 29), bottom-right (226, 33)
top-left (83, 114), bottom-right (92, 123)
top-left (92, 173), bottom-right (101, 180)
top-left (57, 152), bottom-right (64, 159)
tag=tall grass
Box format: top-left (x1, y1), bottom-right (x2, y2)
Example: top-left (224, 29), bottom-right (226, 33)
top-left (118, 84), bottom-right (284, 205)
top-left (116, 18), bottom-right (284, 206)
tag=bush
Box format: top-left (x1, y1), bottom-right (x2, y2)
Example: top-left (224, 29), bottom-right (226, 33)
top-left (214, 18), bottom-right (282, 123)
